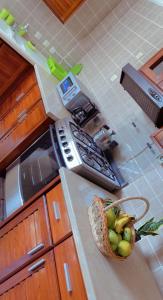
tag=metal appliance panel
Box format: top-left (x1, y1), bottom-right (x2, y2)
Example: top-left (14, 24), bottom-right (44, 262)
top-left (5, 158), bottom-right (23, 217)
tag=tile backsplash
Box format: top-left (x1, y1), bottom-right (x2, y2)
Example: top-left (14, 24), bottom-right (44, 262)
top-left (0, 0), bottom-right (121, 66)
top-left (0, 0), bottom-right (163, 295)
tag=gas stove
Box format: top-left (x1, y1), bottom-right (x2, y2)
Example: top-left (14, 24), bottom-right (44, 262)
top-left (55, 118), bottom-right (121, 191)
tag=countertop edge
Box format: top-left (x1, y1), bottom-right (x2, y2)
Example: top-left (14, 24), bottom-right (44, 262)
top-left (60, 167), bottom-right (97, 300)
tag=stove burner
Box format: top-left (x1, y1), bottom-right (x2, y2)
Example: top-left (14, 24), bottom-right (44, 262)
top-left (77, 143), bottom-right (116, 181)
top-left (70, 122), bottom-right (102, 155)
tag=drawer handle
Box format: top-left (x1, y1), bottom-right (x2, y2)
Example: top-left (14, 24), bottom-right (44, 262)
top-left (16, 92), bottom-right (25, 102)
top-left (27, 243), bottom-right (44, 255)
top-left (64, 263), bottom-right (72, 293)
top-left (18, 112), bottom-right (28, 123)
top-left (28, 259), bottom-right (45, 272)
top-left (53, 201), bottom-right (61, 220)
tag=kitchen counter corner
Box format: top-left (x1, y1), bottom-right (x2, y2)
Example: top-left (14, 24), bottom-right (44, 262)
top-left (59, 167), bottom-right (162, 300)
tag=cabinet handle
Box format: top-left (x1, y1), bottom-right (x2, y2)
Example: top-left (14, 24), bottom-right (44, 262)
top-left (16, 92), bottom-right (25, 102)
top-left (53, 201), bottom-right (61, 220)
top-left (28, 259), bottom-right (45, 272)
top-left (17, 111), bottom-right (28, 123)
top-left (64, 263), bottom-right (72, 293)
top-left (27, 243), bottom-right (44, 255)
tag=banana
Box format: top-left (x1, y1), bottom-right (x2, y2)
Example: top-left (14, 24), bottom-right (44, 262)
top-left (115, 216), bottom-right (131, 233)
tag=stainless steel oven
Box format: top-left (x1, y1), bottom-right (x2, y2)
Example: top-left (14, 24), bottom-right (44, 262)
top-left (5, 118), bottom-right (121, 217)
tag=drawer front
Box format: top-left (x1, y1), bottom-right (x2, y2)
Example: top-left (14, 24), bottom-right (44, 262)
top-left (0, 197), bottom-right (52, 283)
top-left (0, 84), bottom-right (41, 139)
top-left (0, 100), bottom-right (49, 170)
top-left (0, 69), bottom-right (36, 119)
top-left (46, 183), bottom-right (71, 245)
top-left (54, 236), bottom-right (87, 300)
top-left (0, 251), bottom-right (60, 299)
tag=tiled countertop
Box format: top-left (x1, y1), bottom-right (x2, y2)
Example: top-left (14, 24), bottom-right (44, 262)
top-left (59, 167), bottom-right (162, 300)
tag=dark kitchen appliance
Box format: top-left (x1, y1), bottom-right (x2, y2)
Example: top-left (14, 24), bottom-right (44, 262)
top-left (120, 63), bottom-right (163, 128)
top-left (5, 118), bottom-right (121, 217)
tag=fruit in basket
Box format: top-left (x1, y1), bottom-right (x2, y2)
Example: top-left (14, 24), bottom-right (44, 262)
top-left (117, 233), bottom-right (122, 243)
top-left (108, 229), bottom-right (119, 250)
top-left (117, 240), bottom-right (132, 257)
top-left (106, 208), bottom-right (116, 229)
top-left (111, 243), bottom-right (118, 251)
top-left (115, 216), bottom-right (131, 233)
top-left (123, 227), bottom-right (132, 242)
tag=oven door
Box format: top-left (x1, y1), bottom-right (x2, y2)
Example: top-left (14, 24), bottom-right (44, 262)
top-left (20, 125), bottom-right (64, 201)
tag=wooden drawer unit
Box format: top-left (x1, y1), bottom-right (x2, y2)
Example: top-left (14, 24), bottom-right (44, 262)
top-left (0, 251), bottom-right (61, 299)
top-left (55, 236), bottom-right (87, 300)
top-left (43, 0), bottom-right (85, 23)
top-left (140, 48), bottom-right (163, 92)
top-left (46, 183), bottom-right (72, 245)
top-left (0, 42), bottom-right (30, 97)
top-left (0, 84), bottom-right (41, 139)
top-left (0, 197), bottom-right (52, 283)
top-left (0, 69), bottom-right (36, 119)
top-left (0, 100), bottom-right (51, 170)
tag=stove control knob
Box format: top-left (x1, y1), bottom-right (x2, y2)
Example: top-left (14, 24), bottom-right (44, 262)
top-left (67, 155), bottom-right (73, 161)
top-left (59, 129), bottom-right (64, 135)
top-left (64, 148), bottom-right (71, 154)
top-left (62, 142), bottom-right (68, 147)
top-left (60, 135), bottom-right (66, 141)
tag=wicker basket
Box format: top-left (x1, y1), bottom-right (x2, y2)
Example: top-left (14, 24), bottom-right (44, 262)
top-left (88, 196), bottom-right (150, 260)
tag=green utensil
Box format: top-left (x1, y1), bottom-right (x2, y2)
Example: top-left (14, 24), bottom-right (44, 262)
top-left (47, 56), bottom-right (83, 81)
top-left (47, 56), bottom-right (68, 81)
top-left (70, 64), bottom-right (83, 76)
top-left (25, 41), bottom-right (36, 51)
top-left (0, 8), bottom-right (10, 20)
top-left (5, 14), bottom-right (15, 26)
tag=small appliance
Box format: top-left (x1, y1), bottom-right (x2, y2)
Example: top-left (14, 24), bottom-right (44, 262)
top-left (120, 63), bottom-right (163, 128)
top-left (5, 118), bottom-right (121, 217)
top-left (56, 72), bottom-right (99, 127)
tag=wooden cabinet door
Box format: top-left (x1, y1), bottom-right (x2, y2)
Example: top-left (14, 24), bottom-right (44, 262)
top-left (0, 84), bottom-right (41, 139)
top-left (0, 84), bottom-right (41, 138)
top-left (0, 100), bottom-right (51, 170)
top-left (0, 68), bottom-right (36, 119)
top-left (46, 183), bottom-right (71, 245)
top-left (0, 42), bottom-right (30, 96)
top-left (0, 197), bottom-right (52, 283)
top-left (0, 251), bottom-right (61, 300)
top-left (43, 0), bottom-right (85, 23)
top-left (140, 48), bottom-right (163, 92)
top-left (54, 236), bottom-right (87, 300)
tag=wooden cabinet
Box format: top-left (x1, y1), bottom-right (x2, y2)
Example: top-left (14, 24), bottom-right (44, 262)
top-left (43, 0), bottom-right (85, 23)
top-left (0, 100), bottom-right (51, 170)
top-left (0, 197), bottom-right (52, 283)
top-left (55, 236), bottom-right (87, 300)
top-left (0, 40), bottom-right (30, 97)
top-left (0, 68), bottom-right (36, 119)
top-left (0, 84), bottom-right (41, 139)
top-left (140, 48), bottom-right (163, 92)
top-left (46, 183), bottom-right (72, 245)
top-left (0, 251), bottom-right (61, 299)
top-left (0, 182), bottom-right (87, 299)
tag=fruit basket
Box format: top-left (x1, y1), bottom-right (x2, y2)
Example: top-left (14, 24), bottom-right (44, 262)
top-left (88, 196), bottom-right (150, 260)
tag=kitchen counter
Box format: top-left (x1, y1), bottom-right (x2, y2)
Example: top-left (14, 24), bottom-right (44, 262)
top-left (59, 167), bottom-right (162, 300)
top-left (34, 65), bottom-right (69, 120)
